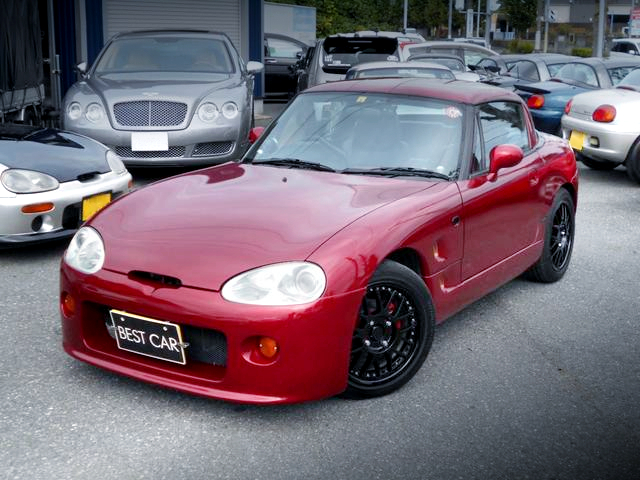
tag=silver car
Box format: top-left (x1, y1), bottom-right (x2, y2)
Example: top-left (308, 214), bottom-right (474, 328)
top-left (1, 123), bottom-right (131, 246)
top-left (345, 61), bottom-right (456, 80)
top-left (62, 30), bottom-right (263, 167)
top-left (561, 67), bottom-right (640, 183)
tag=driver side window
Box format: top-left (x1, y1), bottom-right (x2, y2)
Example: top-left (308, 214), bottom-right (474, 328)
top-left (477, 101), bottom-right (529, 164)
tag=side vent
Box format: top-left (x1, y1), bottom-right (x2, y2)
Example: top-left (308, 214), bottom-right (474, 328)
top-left (129, 270), bottom-right (182, 288)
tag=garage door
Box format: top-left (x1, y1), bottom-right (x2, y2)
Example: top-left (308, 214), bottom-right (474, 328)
top-left (103, 0), bottom-right (241, 50)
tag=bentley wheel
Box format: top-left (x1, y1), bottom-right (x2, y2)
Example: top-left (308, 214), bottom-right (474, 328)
top-left (526, 189), bottom-right (575, 283)
top-left (577, 153), bottom-right (618, 171)
top-left (343, 260), bottom-right (435, 399)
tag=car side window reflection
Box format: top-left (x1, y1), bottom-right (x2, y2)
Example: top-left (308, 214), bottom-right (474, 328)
top-left (478, 101), bottom-right (529, 163)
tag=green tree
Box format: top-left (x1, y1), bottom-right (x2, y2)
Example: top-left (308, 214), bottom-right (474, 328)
top-left (499, 0), bottom-right (537, 35)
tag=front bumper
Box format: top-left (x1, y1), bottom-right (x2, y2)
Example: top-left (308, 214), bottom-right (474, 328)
top-left (60, 265), bottom-right (363, 404)
top-left (561, 116), bottom-right (636, 164)
top-left (0, 171), bottom-right (131, 246)
top-left (66, 122), bottom-right (248, 167)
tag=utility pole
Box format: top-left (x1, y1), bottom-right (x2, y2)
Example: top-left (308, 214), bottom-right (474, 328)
top-left (596, 0), bottom-right (605, 57)
top-left (448, 0), bottom-right (453, 39)
top-left (403, 0), bottom-right (408, 31)
top-left (477, 0), bottom-right (481, 37)
top-left (535, 0), bottom-right (543, 51)
top-left (485, 1), bottom-right (492, 47)
top-left (544, 0), bottom-right (549, 52)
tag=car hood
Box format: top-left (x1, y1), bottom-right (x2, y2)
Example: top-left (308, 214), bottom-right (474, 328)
top-left (87, 73), bottom-right (241, 104)
top-left (0, 126), bottom-right (110, 182)
top-left (91, 163), bottom-right (435, 290)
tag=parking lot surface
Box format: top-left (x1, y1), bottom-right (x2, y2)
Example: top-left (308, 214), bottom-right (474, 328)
top-left (1, 161), bottom-right (639, 479)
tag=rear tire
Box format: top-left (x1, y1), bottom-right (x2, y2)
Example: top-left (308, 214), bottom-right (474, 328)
top-left (343, 260), bottom-right (435, 399)
top-left (625, 140), bottom-right (640, 184)
top-left (526, 189), bottom-right (575, 283)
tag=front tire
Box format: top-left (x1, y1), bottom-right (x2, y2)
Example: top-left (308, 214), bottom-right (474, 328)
top-left (526, 189), bottom-right (575, 283)
top-left (343, 260), bottom-right (435, 399)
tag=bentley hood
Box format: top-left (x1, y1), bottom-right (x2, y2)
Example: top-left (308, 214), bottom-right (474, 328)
top-left (91, 163), bottom-right (435, 290)
top-left (87, 73), bottom-right (242, 106)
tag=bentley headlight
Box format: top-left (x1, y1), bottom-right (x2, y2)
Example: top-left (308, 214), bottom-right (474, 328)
top-left (64, 227), bottom-right (105, 274)
top-left (106, 150), bottom-right (127, 175)
top-left (1, 169), bottom-right (59, 193)
top-left (221, 262), bottom-right (326, 305)
top-left (198, 102), bottom-right (219, 122)
top-left (67, 102), bottom-right (82, 121)
top-left (221, 101), bottom-right (239, 119)
top-left (86, 103), bottom-right (105, 123)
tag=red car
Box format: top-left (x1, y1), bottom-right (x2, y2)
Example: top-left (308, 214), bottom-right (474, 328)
top-left (60, 78), bottom-right (578, 404)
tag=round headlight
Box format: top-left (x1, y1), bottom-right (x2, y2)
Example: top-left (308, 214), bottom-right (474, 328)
top-left (221, 262), bottom-right (326, 306)
top-left (64, 226), bottom-right (105, 274)
top-left (221, 102), bottom-right (239, 119)
top-left (106, 150), bottom-right (127, 175)
top-left (67, 102), bottom-right (82, 121)
top-left (0, 169), bottom-right (59, 193)
top-left (86, 103), bottom-right (105, 123)
top-left (198, 102), bottom-right (219, 122)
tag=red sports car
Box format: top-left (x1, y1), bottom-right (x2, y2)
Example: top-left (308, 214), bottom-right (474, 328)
top-left (60, 78), bottom-right (578, 404)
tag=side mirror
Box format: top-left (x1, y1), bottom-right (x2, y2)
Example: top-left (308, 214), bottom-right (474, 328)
top-left (249, 126), bottom-right (265, 144)
top-left (75, 62), bottom-right (87, 75)
top-left (487, 144), bottom-right (523, 181)
top-left (296, 51), bottom-right (303, 59)
top-left (246, 61), bottom-right (264, 75)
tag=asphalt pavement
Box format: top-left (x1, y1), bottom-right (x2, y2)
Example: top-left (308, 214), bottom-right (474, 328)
top-left (1, 158), bottom-right (639, 479)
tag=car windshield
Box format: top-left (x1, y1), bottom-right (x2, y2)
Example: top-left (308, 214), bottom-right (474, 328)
top-left (354, 67), bottom-right (454, 80)
top-left (94, 37), bottom-right (234, 74)
top-left (321, 37), bottom-right (399, 73)
top-left (248, 92), bottom-right (464, 178)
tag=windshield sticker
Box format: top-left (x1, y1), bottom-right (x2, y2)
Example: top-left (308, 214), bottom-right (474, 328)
top-left (356, 96), bottom-right (367, 103)
top-left (324, 55), bottom-right (333, 62)
top-left (387, 55), bottom-right (399, 62)
top-left (444, 106), bottom-right (462, 119)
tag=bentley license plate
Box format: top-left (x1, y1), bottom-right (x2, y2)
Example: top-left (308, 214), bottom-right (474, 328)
top-left (109, 309), bottom-right (187, 365)
top-left (82, 192), bottom-right (112, 221)
top-left (569, 131), bottom-right (585, 151)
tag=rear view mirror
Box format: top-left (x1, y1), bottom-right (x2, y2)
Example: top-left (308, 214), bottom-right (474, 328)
top-left (487, 144), bottom-right (523, 181)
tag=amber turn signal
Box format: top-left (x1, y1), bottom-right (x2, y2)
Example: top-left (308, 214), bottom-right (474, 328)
top-left (61, 292), bottom-right (76, 317)
top-left (21, 202), bottom-right (54, 214)
top-left (258, 336), bottom-right (279, 359)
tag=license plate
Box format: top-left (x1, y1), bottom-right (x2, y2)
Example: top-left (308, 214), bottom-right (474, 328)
top-left (569, 130), bottom-right (585, 151)
top-left (131, 131), bottom-right (169, 151)
top-left (109, 309), bottom-right (187, 365)
top-left (82, 192), bottom-right (112, 221)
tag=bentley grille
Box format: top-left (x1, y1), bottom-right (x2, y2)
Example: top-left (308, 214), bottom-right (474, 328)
top-left (113, 101), bottom-right (187, 127)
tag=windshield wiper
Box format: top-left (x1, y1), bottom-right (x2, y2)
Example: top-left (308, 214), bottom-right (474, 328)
top-left (252, 158), bottom-right (336, 172)
top-left (342, 167), bottom-right (452, 180)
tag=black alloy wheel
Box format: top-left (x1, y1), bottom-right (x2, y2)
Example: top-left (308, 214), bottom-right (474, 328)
top-left (526, 188), bottom-right (575, 283)
top-left (344, 260), bottom-right (435, 399)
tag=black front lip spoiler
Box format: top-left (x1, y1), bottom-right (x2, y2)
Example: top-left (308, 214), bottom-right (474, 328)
top-left (0, 229), bottom-right (75, 249)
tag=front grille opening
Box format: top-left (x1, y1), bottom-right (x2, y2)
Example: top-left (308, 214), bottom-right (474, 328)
top-left (129, 270), bottom-right (183, 288)
top-left (115, 146), bottom-right (186, 159)
top-left (103, 317), bottom-right (227, 366)
top-left (77, 172), bottom-right (100, 182)
top-left (193, 141), bottom-right (234, 157)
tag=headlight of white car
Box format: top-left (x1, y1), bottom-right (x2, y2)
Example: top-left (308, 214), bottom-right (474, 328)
top-left (64, 227), bottom-right (105, 274)
top-left (221, 262), bottom-right (326, 306)
top-left (106, 150), bottom-right (127, 175)
top-left (198, 102), bottom-right (219, 122)
top-left (1, 169), bottom-right (59, 193)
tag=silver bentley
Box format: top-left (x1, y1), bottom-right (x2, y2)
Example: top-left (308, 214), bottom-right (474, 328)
top-left (62, 30), bottom-right (263, 167)
top-left (561, 67), bottom-right (640, 183)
